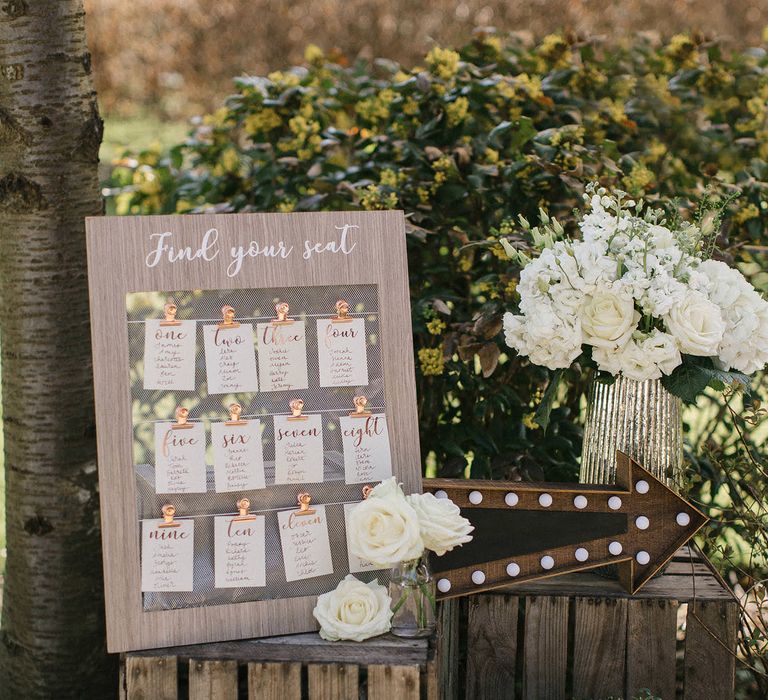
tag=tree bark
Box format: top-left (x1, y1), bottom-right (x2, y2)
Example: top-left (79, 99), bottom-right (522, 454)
top-left (0, 1), bottom-right (113, 696)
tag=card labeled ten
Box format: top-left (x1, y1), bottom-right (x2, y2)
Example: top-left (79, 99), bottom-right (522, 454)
top-left (214, 515), bottom-right (266, 588)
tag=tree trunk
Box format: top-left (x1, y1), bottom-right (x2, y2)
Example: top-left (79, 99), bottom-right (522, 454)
top-left (0, 1), bottom-right (113, 696)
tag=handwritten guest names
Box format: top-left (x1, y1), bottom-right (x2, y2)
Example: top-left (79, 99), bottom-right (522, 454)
top-left (316, 318), bottom-right (368, 387)
top-left (143, 319), bottom-right (197, 390)
top-left (273, 414), bottom-right (324, 484)
top-left (214, 515), bottom-right (266, 588)
top-left (203, 323), bottom-right (258, 394)
top-left (141, 519), bottom-right (195, 592)
top-left (154, 422), bottom-right (207, 493)
top-left (211, 420), bottom-right (265, 493)
top-left (256, 321), bottom-right (309, 392)
top-left (340, 414), bottom-right (393, 484)
top-left (278, 505), bottom-right (334, 582)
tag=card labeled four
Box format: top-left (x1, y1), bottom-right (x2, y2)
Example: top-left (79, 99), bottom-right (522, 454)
top-left (278, 504), bottom-right (334, 582)
top-left (214, 515), bottom-right (266, 588)
top-left (141, 518), bottom-right (194, 592)
top-left (340, 414), bottom-right (392, 484)
top-left (273, 413), bottom-right (324, 484)
top-left (256, 320), bottom-right (309, 392)
top-left (143, 319), bottom-right (197, 390)
top-left (211, 420), bottom-right (265, 493)
top-left (154, 421), bottom-right (207, 493)
top-left (203, 323), bottom-right (258, 394)
top-left (343, 503), bottom-right (388, 574)
top-left (317, 317), bottom-right (368, 387)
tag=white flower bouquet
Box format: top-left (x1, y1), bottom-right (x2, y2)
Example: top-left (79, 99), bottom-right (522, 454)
top-left (501, 184), bottom-right (768, 404)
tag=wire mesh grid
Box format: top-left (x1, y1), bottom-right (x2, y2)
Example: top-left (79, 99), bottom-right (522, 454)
top-left (127, 284), bottom-right (388, 611)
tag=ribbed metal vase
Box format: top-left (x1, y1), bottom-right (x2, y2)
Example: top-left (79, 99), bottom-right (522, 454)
top-left (580, 376), bottom-right (683, 490)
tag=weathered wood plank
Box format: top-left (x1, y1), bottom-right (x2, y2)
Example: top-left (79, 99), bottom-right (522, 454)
top-left (119, 656), bottom-right (128, 700)
top-left (435, 598), bottom-right (460, 700)
top-left (125, 656), bottom-right (178, 700)
top-left (572, 597), bottom-right (628, 699)
top-left (683, 600), bottom-right (739, 700)
top-left (466, 594), bottom-right (518, 700)
top-left (522, 596), bottom-right (568, 700)
top-left (248, 662), bottom-right (301, 700)
top-left (368, 664), bottom-right (421, 700)
top-left (307, 663), bottom-right (358, 699)
top-left (188, 659), bottom-right (238, 700)
top-left (626, 599), bottom-right (678, 700)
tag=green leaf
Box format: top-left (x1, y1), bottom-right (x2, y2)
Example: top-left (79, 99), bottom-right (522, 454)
top-left (534, 368), bottom-right (564, 433)
top-left (661, 355), bottom-right (751, 405)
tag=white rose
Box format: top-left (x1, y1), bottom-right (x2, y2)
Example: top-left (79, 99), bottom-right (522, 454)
top-left (664, 292), bottom-right (725, 356)
top-left (313, 575), bottom-right (392, 642)
top-left (366, 476), bottom-right (407, 501)
top-left (581, 287), bottom-right (640, 349)
top-left (618, 330), bottom-right (682, 381)
top-left (503, 307), bottom-right (583, 370)
top-left (718, 291), bottom-right (768, 374)
top-left (406, 493), bottom-right (474, 556)
top-left (347, 488), bottom-right (423, 566)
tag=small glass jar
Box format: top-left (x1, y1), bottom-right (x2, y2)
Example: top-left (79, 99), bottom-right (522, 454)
top-left (388, 555), bottom-right (436, 638)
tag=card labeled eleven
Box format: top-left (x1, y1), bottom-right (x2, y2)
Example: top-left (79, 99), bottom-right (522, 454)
top-left (278, 504), bottom-right (334, 582)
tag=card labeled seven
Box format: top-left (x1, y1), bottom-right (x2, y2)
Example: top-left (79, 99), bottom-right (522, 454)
top-left (203, 323), bottom-right (258, 394)
top-left (278, 504), bottom-right (333, 582)
top-left (154, 422), bottom-right (207, 493)
top-left (211, 420), bottom-right (265, 493)
top-left (141, 519), bottom-right (194, 592)
top-left (340, 413), bottom-right (392, 484)
top-left (214, 515), bottom-right (266, 588)
top-left (256, 320), bottom-right (309, 392)
top-left (143, 319), bottom-right (197, 390)
top-left (273, 414), bottom-right (324, 484)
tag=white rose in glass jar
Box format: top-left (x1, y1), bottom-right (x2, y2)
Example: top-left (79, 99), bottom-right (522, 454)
top-left (406, 493), bottom-right (474, 556)
top-left (313, 575), bottom-right (392, 642)
top-left (580, 287), bottom-right (640, 348)
top-left (347, 487), bottom-right (423, 567)
top-left (663, 292), bottom-right (725, 356)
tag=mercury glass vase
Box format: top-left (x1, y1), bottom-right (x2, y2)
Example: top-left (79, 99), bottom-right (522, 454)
top-left (580, 375), bottom-right (683, 489)
top-left (388, 556), bottom-right (436, 638)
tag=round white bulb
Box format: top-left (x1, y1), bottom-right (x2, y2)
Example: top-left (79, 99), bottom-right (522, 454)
top-left (575, 547), bottom-right (589, 562)
top-left (574, 495), bottom-right (588, 509)
top-left (635, 480), bottom-right (650, 495)
top-left (505, 492), bottom-right (519, 507)
top-left (676, 512), bottom-right (691, 527)
top-left (540, 555), bottom-right (555, 570)
top-left (538, 493), bottom-right (553, 507)
top-left (608, 496), bottom-right (623, 510)
top-left (471, 570), bottom-right (486, 585)
top-left (437, 578), bottom-right (452, 593)
top-left (506, 562), bottom-right (520, 577)
top-left (468, 490), bottom-right (483, 505)
top-left (635, 515), bottom-right (650, 530)
top-left (434, 490), bottom-right (448, 499)
top-left (608, 541), bottom-right (623, 556)
top-left (636, 551), bottom-right (651, 566)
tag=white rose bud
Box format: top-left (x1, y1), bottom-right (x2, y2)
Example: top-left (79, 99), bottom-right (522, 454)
top-left (664, 292), bottom-right (725, 356)
top-left (406, 492), bottom-right (474, 556)
top-left (313, 575), bottom-right (392, 642)
top-left (581, 288), bottom-right (640, 349)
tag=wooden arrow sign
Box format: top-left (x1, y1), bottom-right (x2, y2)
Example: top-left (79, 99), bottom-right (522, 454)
top-left (424, 451), bottom-right (707, 599)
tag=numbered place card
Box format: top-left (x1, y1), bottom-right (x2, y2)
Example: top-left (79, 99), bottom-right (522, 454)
top-left (154, 422), bottom-right (207, 493)
top-left (256, 321), bottom-right (309, 392)
top-left (214, 515), bottom-right (266, 588)
top-left (273, 414), bottom-right (324, 484)
top-left (340, 414), bottom-right (393, 484)
top-left (203, 323), bottom-right (258, 394)
top-left (278, 504), bottom-right (334, 582)
top-left (317, 318), bottom-right (368, 387)
top-left (343, 503), bottom-right (387, 574)
top-left (141, 519), bottom-right (194, 592)
top-left (211, 420), bottom-right (265, 493)
top-left (143, 319), bottom-right (197, 390)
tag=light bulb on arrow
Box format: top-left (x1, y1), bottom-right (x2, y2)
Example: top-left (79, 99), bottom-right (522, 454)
top-left (424, 450), bottom-right (707, 598)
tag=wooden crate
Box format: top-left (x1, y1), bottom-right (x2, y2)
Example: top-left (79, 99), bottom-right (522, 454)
top-left (439, 547), bottom-right (739, 700)
top-left (120, 631), bottom-right (440, 699)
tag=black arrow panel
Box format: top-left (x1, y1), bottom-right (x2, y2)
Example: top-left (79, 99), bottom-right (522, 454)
top-left (431, 509), bottom-right (628, 572)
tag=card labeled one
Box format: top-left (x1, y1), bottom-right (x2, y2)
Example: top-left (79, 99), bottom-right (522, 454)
top-left (141, 519), bottom-right (194, 592)
top-left (273, 414), bottom-right (324, 484)
top-left (343, 503), bottom-right (388, 574)
top-left (256, 320), bottom-right (309, 392)
top-left (211, 420), bottom-right (265, 493)
top-left (316, 318), bottom-right (368, 387)
top-left (278, 504), bottom-right (333, 582)
top-left (143, 319), bottom-right (197, 391)
top-left (154, 422), bottom-right (207, 493)
top-left (203, 323), bottom-right (258, 394)
top-left (214, 515), bottom-right (266, 588)
top-left (340, 414), bottom-right (393, 484)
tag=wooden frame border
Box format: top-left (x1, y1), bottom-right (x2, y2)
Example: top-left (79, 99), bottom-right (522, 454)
top-left (86, 211), bottom-right (421, 652)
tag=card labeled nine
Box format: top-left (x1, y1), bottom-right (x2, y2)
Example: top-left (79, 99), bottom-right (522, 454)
top-left (143, 319), bottom-right (197, 391)
top-left (154, 421), bottom-right (207, 493)
top-left (211, 419), bottom-right (265, 493)
top-left (141, 519), bottom-right (195, 592)
top-left (316, 317), bottom-right (368, 387)
top-left (278, 504), bottom-right (333, 582)
top-left (340, 413), bottom-right (393, 484)
top-left (203, 323), bottom-right (259, 394)
top-left (214, 515), bottom-right (266, 588)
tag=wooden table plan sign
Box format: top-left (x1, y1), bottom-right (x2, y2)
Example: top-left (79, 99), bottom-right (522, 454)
top-left (85, 211), bottom-right (422, 652)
